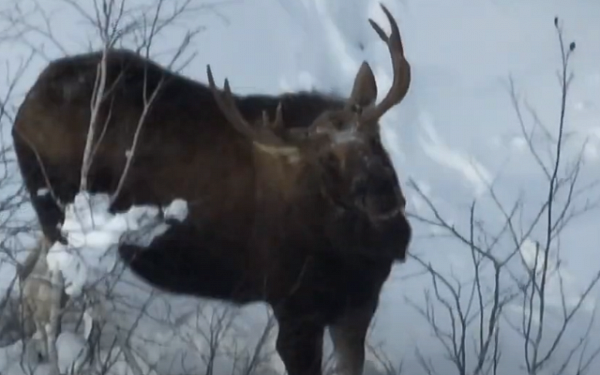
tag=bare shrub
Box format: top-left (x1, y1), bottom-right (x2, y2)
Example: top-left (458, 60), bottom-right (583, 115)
top-left (406, 17), bottom-right (600, 375)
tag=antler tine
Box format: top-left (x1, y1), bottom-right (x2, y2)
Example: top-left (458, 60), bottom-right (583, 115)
top-left (207, 65), bottom-right (256, 140)
top-left (361, 3), bottom-right (411, 124)
top-left (207, 65), bottom-right (288, 147)
top-left (261, 102), bottom-right (284, 132)
top-left (261, 103), bottom-right (332, 148)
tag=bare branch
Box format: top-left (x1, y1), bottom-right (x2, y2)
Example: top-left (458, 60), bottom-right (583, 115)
top-left (406, 17), bottom-right (600, 375)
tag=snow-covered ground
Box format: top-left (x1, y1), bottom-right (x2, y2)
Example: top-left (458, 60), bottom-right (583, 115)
top-left (1, 0), bottom-right (600, 374)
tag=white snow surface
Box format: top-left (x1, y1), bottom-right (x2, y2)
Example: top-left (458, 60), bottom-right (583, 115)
top-left (0, 0), bottom-right (599, 374)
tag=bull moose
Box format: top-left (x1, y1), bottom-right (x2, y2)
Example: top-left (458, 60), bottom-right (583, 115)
top-left (12, 3), bottom-right (412, 375)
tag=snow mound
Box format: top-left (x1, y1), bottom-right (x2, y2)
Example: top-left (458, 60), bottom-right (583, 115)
top-left (46, 192), bottom-right (188, 297)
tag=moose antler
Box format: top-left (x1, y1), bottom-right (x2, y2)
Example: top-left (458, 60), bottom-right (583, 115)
top-left (206, 65), bottom-right (293, 149)
top-left (207, 3), bottom-right (409, 153)
top-left (207, 66), bottom-right (332, 153)
top-left (355, 3), bottom-right (411, 126)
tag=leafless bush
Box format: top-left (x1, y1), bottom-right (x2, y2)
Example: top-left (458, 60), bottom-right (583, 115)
top-left (0, 15), bottom-right (41, 352)
top-left (405, 18), bottom-right (600, 375)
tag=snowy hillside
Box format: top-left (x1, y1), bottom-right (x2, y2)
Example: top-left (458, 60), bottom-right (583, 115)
top-left (0, 0), bottom-right (599, 374)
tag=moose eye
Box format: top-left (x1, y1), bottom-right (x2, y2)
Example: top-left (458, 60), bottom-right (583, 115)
top-left (351, 104), bottom-right (363, 115)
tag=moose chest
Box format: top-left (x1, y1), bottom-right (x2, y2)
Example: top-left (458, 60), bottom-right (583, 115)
top-left (262, 247), bottom-right (393, 322)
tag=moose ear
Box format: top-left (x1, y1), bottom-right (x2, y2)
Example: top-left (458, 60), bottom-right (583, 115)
top-left (347, 61), bottom-right (378, 109)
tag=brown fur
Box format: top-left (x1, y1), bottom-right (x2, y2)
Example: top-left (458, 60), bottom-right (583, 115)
top-left (12, 4), bottom-right (412, 374)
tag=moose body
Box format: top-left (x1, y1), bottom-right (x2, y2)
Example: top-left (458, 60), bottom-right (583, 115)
top-left (12, 4), bottom-right (412, 375)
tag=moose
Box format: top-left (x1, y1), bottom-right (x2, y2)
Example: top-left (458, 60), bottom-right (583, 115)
top-left (12, 3), bottom-right (411, 375)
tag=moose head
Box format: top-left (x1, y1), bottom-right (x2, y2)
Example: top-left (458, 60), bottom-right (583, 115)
top-left (206, 4), bottom-right (411, 261)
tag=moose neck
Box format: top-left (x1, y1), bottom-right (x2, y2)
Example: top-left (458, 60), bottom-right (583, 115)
top-left (251, 149), bottom-right (310, 208)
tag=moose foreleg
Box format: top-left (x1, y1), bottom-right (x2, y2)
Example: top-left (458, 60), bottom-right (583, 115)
top-left (328, 303), bottom-right (377, 375)
top-left (275, 311), bottom-right (325, 375)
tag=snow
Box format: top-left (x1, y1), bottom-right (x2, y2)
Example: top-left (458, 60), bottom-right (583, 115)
top-left (45, 192), bottom-right (188, 297)
top-left (56, 332), bottom-right (88, 374)
top-left (1, 0), bottom-right (600, 374)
